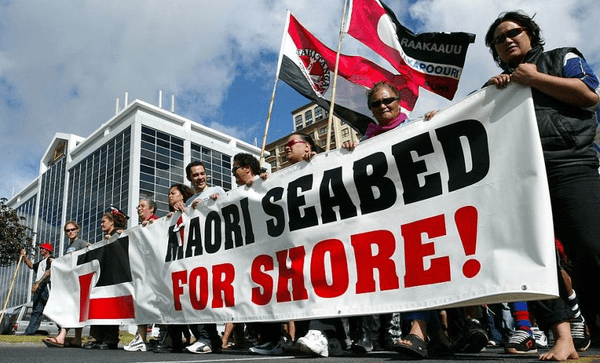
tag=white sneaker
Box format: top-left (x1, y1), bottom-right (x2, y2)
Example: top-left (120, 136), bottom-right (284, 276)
top-left (123, 334), bottom-right (147, 352)
top-left (531, 327), bottom-right (548, 349)
top-left (248, 341), bottom-right (283, 355)
top-left (297, 330), bottom-right (329, 357)
top-left (185, 340), bottom-right (212, 354)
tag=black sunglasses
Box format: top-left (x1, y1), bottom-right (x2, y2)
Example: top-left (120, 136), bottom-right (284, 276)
top-left (231, 166), bottom-right (240, 175)
top-left (65, 228), bottom-right (78, 232)
top-left (493, 27), bottom-right (526, 45)
top-left (370, 97), bottom-right (399, 109)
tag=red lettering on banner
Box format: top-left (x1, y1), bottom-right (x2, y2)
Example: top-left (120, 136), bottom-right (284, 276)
top-left (402, 214), bottom-right (450, 288)
top-left (170, 263), bottom-right (237, 311)
top-left (78, 272), bottom-right (135, 320)
top-left (212, 263), bottom-right (235, 308)
top-left (311, 239), bottom-right (349, 298)
top-left (172, 270), bottom-right (187, 311)
top-left (251, 255), bottom-right (274, 305)
top-left (189, 267), bottom-right (209, 310)
top-left (455, 206), bottom-right (481, 278)
top-left (351, 230), bottom-right (400, 293)
top-left (276, 246), bottom-right (309, 302)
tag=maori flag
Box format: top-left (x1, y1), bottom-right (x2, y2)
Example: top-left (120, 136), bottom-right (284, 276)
top-left (345, 0), bottom-right (475, 100)
top-left (277, 11), bottom-right (419, 134)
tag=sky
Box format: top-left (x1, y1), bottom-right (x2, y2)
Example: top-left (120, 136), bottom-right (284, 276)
top-left (1, 0), bottom-right (599, 200)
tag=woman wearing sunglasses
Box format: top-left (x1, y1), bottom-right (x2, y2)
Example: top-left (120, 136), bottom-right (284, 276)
top-left (342, 81), bottom-right (407, 151)
top-left (485, 11), bottom-right (600, 362)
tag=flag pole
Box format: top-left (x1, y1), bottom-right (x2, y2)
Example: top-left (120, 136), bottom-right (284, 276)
top-left (259, 73), bottom-right (280, 165)
top-left (324, 0), bottom-right (349, 152)
top-left (259, 11), bottom-right (292, 165)
top-left (0, 254), bottom-right (23, 325)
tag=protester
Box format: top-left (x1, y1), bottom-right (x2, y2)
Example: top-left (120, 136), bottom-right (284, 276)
top-left (277, 133), bottom-right (348, 358)
top-left (123, 199), bottom-right (160, 352)
top-left (82, 209), bottom-right (128, 350)
top-left (177, 162), bottom-right (227, 355)
top-left (485, 10), bottom-right (600, 362)
top-left (43, 221), bottom-right (89, 347)
top-left (152, 185), bottom-right (195, 353)
top-left (19, 243), bottom-right (54, 336)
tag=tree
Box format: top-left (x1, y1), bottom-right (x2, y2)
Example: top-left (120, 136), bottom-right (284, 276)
top-left (0, 197), bottom-right (34, 266)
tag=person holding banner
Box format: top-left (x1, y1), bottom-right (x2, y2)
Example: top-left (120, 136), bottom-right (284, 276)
top-left (123, 199), bottom-right (160, 352)
top-left (154, 184), bottom-right (198, 353)
top-left (82, 209), bottom-right (128, 350)
top-left (19, 243), bottom-right (54, 336)
top-left (43, 221), bottom-right (89, 348)
top-left (174, 167), bottom-right (226, 355)
top-left (485, 10), bottom-right (600, 362)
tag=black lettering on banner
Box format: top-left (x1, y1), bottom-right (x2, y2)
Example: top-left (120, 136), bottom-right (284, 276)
top-left (353, 152), bottom-right (396, 215)
top-left (392, 133), bottom-right (442, 205)
top-left (186, 217), bottom-right (202, 258)
top-left (77, 236), bottom-right (132, 286)
top-left (319, 167), bottom-right (358, 223)
top-left (262, 187), bottom-right (285, 237)
top-left (205, 211), bottom-right (222, 254)
top-left (288, 175), bottom-right (318, 231)
top-left (435, 119), bottom-right (489, 192)
top-left (165, 225), bottom-right (184, 262)
top-left (240, 197), bottom-right (255, 245)
top-left (222, 203), bottom-right (243, 250)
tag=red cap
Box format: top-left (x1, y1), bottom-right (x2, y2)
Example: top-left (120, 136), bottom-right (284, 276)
top-left (39, 243), bottom-right (53, 253)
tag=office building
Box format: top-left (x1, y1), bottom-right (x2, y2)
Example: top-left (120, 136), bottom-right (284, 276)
top-left (1, 97), bottom-right (265, 309)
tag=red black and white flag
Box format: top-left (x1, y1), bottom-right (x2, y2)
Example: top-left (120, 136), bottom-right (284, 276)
top-left (345, 0), bottom-right (475, 100)
top-left (277, 11), bottom-right (418, 134)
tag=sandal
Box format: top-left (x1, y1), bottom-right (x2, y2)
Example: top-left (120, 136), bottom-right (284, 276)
top-left (43, 337), bottom-right (65, 348)
top-left (395, 334), bottom-right (428, 359)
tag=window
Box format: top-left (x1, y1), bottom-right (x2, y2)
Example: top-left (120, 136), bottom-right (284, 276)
top-left (314, 106), bottom-right (323, 120)
top-left (294, 114), bottom-right (303, 129)
top-left (304, 110), bottom-right (313, 126)
top-left (342, 128), bottom-right (350, 137)
top-left (319, 127), bottom-right (327, 135)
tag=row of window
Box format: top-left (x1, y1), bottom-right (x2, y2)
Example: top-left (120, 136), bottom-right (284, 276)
top-left (66, 128), bottom-right (131, 243)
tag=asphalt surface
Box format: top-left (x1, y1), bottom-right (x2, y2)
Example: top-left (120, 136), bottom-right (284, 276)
top-left (1, 342), bottom-right (600, 363)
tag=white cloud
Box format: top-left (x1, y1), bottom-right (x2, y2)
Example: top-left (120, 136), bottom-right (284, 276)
top-left (1, 0), bottom-right (598, 199)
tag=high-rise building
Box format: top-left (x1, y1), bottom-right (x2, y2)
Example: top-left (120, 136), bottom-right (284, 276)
top-left (1, 98), bottom-right (265, 309)
top-left (265, 102), bottom-right (360, 172)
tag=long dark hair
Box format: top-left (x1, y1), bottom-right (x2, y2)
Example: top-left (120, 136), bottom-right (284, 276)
top-left (485, 11), bottom-right (545, 67)
top-left (169, 184), bottom-right (194, 212)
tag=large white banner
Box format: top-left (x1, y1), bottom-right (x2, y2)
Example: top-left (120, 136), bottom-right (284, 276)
top-left (46, 84), bottom-right (558, 327)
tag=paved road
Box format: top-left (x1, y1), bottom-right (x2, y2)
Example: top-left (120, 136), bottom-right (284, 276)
top-left (2, 342), bottom-right (600, 363)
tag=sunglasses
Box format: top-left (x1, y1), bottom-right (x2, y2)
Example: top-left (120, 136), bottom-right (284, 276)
top-left (231, 165), bottom-right (240, 175)
top-left (493, 27), bottom-right (526, 45)
top-left (285, 139), bottom-right (306, 149)
top-left (65, 228), bottom-right (78, 232)
top-left (369, 97), bottom-right (398, 109)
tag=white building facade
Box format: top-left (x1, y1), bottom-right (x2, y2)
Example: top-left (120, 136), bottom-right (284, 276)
top-left (1, 99), bottom-right (265, 309)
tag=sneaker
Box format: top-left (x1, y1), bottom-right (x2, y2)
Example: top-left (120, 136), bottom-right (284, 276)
top-left (248, 341), bottom-right (283, 355)
top-left (185, 340), bottom-right (213, 354)
top-left (531, 327), bottom-right (548, 349)
top-left (297, 330), bottom-right (328, 357)
top-left (124, 334), bottom-right (147, 352)
top-left (505, 329), bottom-right (537, 354)
top-left (570, 316), bottom-right (591, 352)
top-left (463, 319), bottom-right (489, 353)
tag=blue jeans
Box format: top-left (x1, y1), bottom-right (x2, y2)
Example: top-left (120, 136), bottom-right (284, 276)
top-left (24, 286), bottom-right (49, 335)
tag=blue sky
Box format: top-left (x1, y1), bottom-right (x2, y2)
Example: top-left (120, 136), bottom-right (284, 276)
top-left (1, 0), bottom-right (599, 199)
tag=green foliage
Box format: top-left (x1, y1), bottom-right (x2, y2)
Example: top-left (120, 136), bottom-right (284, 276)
top-left (0, 198), bottom-right (34, 266)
